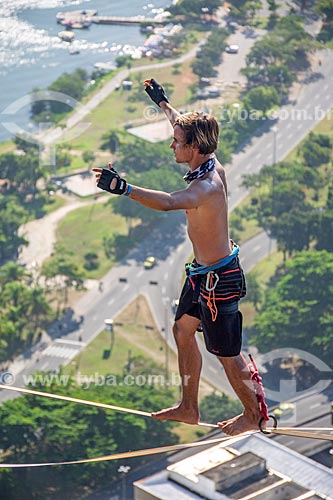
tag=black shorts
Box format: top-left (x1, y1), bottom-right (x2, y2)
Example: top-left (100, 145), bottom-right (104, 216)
top-left (174, 257), bottom-right (246, 357)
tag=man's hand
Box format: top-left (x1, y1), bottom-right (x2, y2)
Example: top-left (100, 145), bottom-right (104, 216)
top-left (144, 78), bottom-right (169, 107)
top-left (92, 163), bottom-right (127, 195)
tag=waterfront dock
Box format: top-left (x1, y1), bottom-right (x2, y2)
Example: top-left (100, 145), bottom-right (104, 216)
top-left (56, 10), bottom-right (165, 28)
top-left (92, 16), bottom-right (164, 25)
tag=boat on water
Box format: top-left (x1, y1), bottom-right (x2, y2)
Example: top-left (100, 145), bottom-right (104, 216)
top-left (69, 46), bottom-right (80, 55)
top-left (56, 9), bottom-right (96, 28)
top-left (94, 61), bottom-right (117, 73)
top-left (58, 30), bottom-right (75, 42)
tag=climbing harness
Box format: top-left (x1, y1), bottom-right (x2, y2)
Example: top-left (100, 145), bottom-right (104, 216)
top-left (185, 242), bottom-right (241, 322)
top-left (185, 243), bottom-right (240, 278)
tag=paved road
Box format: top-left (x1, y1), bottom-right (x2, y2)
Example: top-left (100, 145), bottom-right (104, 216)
top-left (226, 46), bottom-right (333, 211)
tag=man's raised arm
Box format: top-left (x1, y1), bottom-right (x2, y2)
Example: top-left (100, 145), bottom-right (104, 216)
top-left (144, 78), bottom-right (180, 126)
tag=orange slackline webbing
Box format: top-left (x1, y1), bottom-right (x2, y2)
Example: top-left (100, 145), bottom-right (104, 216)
top-left (0, 384), bottom-right (219, 428)
top-left (0, 433), bottom-right (257, 468)
top-left (264, 427), bottom-right (333, 441)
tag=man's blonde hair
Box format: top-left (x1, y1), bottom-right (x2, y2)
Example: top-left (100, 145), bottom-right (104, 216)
top-left (174, 112), bottom-right (219, 155)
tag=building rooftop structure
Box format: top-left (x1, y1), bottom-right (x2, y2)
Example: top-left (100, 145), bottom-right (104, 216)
top-left (134, 433), bottom-right (333, 500)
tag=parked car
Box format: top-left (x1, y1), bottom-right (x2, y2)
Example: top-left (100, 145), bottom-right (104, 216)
top-left (225, 44), bottom-right (239, 54)
top-left (272, 402), bottom-right (295, 419)
top-left (144, 256), bottom-right (157, 269)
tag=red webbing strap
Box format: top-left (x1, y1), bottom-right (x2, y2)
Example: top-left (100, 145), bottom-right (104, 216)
top-left (248, 354), bottom-right (269, 422)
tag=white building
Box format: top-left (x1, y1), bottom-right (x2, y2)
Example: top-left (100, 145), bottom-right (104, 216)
top-left (134, 433), bottom-right (333, 500)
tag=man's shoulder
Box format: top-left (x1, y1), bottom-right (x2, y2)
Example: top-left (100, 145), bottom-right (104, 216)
top-left (214, 157), bottom-right (225, 172)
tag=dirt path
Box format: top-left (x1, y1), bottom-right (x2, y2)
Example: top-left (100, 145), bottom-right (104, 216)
top-left (18, 196), bottom-right (105, 268)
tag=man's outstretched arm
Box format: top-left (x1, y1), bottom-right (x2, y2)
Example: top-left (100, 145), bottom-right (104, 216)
top-left (143, 78), bottom-right (180, 126)
top-left (93, 165), bottom-right (212, 211)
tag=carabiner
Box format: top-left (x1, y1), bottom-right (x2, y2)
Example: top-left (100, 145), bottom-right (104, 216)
top-left (205, 271), bottom-right (219, 291)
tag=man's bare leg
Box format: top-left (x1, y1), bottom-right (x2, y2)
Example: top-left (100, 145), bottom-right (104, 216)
top-left (152, 314), bottom-right (202, 424)
top-left (217, 353), bottom-right (262, 435)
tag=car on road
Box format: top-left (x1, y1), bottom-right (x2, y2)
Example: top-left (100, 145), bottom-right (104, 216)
top-left (171, 299), bottom-right (179, 313)
top-left (272, 402), bottom-right (295, 419)
top-left (225, 44), bottom-right (239, 54)
top-left (144, 256), bottom-right (157, 269)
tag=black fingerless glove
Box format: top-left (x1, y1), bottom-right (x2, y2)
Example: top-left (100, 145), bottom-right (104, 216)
top-left (97, 168), bottom-right (127, 195)
top-left (144, 78), bottom-right (169, 107)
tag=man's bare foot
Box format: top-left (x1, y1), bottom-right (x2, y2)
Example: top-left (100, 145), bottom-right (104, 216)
top-left (217, 412), bottom-right (261, 436)
top-left (151, 404), bottom-right (199, 425)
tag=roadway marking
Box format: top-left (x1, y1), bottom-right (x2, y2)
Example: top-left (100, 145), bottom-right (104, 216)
top-left (42, 345), bottom-right (79, 359)
top-left (162, 286), bottom-right (166, 295)
top-left (108, 298), bottom-right (115, 306)
top-left (55, 339), bottom-right (87, 347)
top-left (137, 270), bottom-right (143, 278)
top-left (325, 94), bottom-right (331, 100)
top-left (314, 93), bottom-right (320, 100)
top-left (286, 122), bottom-right (292, 129)
top-left (297, 123), bottom-right (303, 129)
top-left (123, 284), bottom-right (129, 292)
top-left (255, 153), bottom-right (262, 159)
top-left (253, 245), bottom-right (261, 252)
top-left (164, 272), bottom-right (169, 280)
top-left (277, 143), bottom-right (283, 149)
top-left (310, 402), bottom-right (321, 409)
top-left (287, 133), bottom-right (293, 139)
top-left (283, 439), bottom-right (296, 446)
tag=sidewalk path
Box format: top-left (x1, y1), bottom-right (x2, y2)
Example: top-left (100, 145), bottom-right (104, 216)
top-left (18, 196), bottom-right (105, 268)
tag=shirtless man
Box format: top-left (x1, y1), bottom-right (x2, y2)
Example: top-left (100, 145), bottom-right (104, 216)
top-left (92, 79), bottom-right (264, 435)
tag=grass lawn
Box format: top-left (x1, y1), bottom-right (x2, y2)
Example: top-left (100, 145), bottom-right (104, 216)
top-left (56, 199), bottom-right (139, 279)
top-left (43, 193), bottom-right (67, 215)
top-left (0, 140), bottom-right (15, 154)
top-left (249, 250), bottom-right (284, 288)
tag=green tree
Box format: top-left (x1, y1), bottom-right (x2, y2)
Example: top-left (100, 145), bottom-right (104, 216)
top-left (301, 133), bottom-right (332, 168)
top-left (0, 377), bottom-right (178, 498)
top-left (101, 130), bottom-right (120, 153)
top-left (118, 139), bottom-right (175, 173)
top-left (0, 195), bottom-right (28, 262)
top-left (0, 263), bottom-right (51, 361)
top-left (243, 86), bottom-right (280, 116)
top-left (315, 0), bottom-right (333, 26)
top-left (42, 246), bottom-right (85, 311)
top-left (244, 272), bottom-right (262, 311)
top-left (250, 250), bottom-right (333, 364)
top-left (200, 392), bottom-right (242, 423)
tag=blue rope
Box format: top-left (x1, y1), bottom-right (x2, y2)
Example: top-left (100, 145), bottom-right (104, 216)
top-left (185, 244), bottom-right (240, 277)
